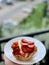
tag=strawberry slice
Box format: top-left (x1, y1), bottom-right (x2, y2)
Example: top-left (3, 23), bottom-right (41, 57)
top-left (13, 47), bottom-right (20, 51)
top-left (22, 46), bottom-right (28, 53)
top-left (13, 51), bottom-right (20, 55)
top-left (26, 47), bottom-right (34, 53)
top-left (22, 42), bottom-right (28, 46)
top-left (28, 41), bottom-right (34, 45)
top-left (13, 41), bottom-right (18, 45)
top-left (13, 47), bottom-right (20, 55)
top-left (11, 42), bottom-right (18, 49)
top-left (11, 44), bottom-right (16, 49)
top-left (28, 44), bottom-right (35, 48)
top-left (21, 39), bottom-right (28, 43)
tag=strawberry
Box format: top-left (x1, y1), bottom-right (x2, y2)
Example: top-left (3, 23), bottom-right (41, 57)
top-left (28, 41), bottom-right (34, 45)
top-left (22, 46), bottom-right (28, 53)
top-left (13, 47), bottom-right (20, 55)
top-left (13, 47), bottom-right (20, 51)
top-left (13, 51), bottom-right (20, 55)
top-left (11, 44), bottom-right (16, 49)
top-left (26, 47), bottom-right (34, 53)
top-left (28, 44), bottom-right (35, 48)
top-left (11, 42), bottom-right (19, 49)
top-left (13, 41), bottom-right (18, 45)
top-left (22, 42), bottom-right (28, 46)
top-left (21, 39), bottom-right (28, 43)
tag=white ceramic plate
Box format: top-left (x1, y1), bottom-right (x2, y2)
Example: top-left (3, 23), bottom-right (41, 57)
top-left (4, 36), bottom-right (46, 65)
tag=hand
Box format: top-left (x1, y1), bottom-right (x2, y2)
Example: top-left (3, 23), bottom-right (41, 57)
top-left (4, 54), bottom-right (21, 65)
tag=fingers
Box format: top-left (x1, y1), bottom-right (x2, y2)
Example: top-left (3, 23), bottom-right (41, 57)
top-left (4, 54), bottom-right (21, 65)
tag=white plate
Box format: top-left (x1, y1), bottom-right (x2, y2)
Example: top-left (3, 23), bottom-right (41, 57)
top-left (4, 36), bottom-right (46, 65)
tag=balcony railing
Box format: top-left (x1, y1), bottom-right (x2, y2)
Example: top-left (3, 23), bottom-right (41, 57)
top-left (0, 29), bottom-right (49, 65)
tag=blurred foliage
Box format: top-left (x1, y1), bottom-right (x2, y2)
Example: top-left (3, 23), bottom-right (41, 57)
top-left (0, 2), bottom-right (48, 38)
top-left (11, 2), bottom-right (47, 36)
top-left (20, 2), bottom-right (47, 28)
top-left (19, 0), bottom-right (26, 1)
top-left (0, 23), bottom-right (3, 38)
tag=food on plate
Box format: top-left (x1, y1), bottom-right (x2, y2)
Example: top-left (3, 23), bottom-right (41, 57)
top-left (11, 38), bottom-right (37, 61)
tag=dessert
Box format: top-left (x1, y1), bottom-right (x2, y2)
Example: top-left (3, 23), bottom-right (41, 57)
top-left (11, 38), bottom-right (37, 61)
